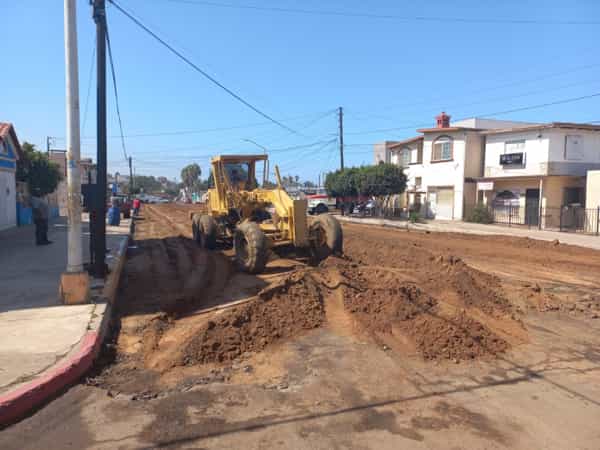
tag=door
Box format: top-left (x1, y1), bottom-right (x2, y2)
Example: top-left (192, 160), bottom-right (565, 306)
top-left (525, 189), bottom-right (540, 226)
top-left (429, 188), bottom-right (454, 220)
top-left (0, 172), bottom-right (16, 230)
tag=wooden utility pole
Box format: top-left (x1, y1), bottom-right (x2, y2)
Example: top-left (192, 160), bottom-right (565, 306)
top-left (128, 156), bottom-right (134, 193)
top-left (338, 106), bottom-right (344, 170)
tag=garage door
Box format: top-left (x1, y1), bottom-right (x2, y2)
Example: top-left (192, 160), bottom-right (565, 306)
top-left (430, 188), bottom-right (454, 220)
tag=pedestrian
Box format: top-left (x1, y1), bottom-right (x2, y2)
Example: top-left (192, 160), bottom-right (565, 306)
top-left (132, 196), bottom-right (141, 216)
top-left (31, 191), bottom-right (52, 246)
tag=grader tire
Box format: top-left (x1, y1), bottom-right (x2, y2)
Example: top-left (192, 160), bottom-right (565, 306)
top-left (198, 215), bottom-right (217, 250)
top-left (234, 222), bottom-right (267, 274)
top-left (309, 214), bottom-right (343, 262)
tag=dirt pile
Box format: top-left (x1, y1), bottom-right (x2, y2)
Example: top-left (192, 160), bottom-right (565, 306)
top-left (336, 261), bottom-right (510, 360)
top-left (174, 271), bottom-right (325, 365)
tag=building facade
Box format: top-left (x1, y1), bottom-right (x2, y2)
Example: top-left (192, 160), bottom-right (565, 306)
top-left (478, 123), bottom-right (600, 228)
top-left (0, 123), bottom-right (22, 230)
top-left (376, 113), bottom-right (536, 220)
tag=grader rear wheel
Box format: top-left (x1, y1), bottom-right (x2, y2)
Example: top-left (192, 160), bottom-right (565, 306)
top-left (309, 214), bottom-right (343, 262)
top-left (234, 222), bottom-right (268, 274)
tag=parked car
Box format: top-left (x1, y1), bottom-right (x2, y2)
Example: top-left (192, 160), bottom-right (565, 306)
top-left (352, 199), bottom-right (377, 217)
top-left (307, 189), bottom-right (336, 214)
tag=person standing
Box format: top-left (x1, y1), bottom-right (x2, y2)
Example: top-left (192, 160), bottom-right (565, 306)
top-left (31, 192), bottom-right (52, 245)
top-left (132, 196), bottom-right (141, 216)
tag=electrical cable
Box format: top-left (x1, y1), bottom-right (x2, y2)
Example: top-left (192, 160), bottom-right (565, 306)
top-left (164, 0), bottom-right (600, 25)
top-left (107, 0), bottom-right (296, 134)
top-left (82, 41), bottom-right (96, 135)
top-left (106, 23), bottom-right (129, 162)
top-left (346, 91), bottom-right (600, 136)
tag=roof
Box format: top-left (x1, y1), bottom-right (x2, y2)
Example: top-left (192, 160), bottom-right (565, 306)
top-left (481, 122), bottom-right (600, 135)
top-left (0, 122), bottom-right (22, 159)
top-left (416, 126), bottom-right (483, 133)
top-left (211, 154), bottom-right (268, 163)
top-left (388, 136), bottom-right (423, 149)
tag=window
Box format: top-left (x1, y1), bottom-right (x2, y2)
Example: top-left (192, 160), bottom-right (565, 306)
top-left (432, 136), bottom-right (453, 161)
top-left (401, 148), bottom-right (411, 167)
top-left (415, 177), bottom-right (422, 189)
top-left (565, 135), bottom-right (584, 160)
top-left (411, 146), bottom-right (423, 164)
top-left (505, 140), bottom-right (525, 154)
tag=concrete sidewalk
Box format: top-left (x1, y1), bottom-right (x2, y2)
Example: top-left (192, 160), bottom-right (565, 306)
top-left (338, 216), bottom-right (600, 251)
top-left (0, 216), bottom-right (130, 397)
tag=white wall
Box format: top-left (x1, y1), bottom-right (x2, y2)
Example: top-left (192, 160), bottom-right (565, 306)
top-left (404, 131), bottom-right (470, 219)
top-left (484, 130), bottom-right (550, 177)
top-left (586, 170), bottom-right (600, 208)
top-left (546, 129), bottom-right (600, 175)
top-left (0, 171), bottom-right (16, 230)
top-left (485, 128), bottom-right (600, 178)
top-left (453, 118), bottom-right (539, 130)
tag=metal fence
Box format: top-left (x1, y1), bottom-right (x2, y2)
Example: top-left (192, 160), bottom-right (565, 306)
top-left (484, 204), bottom-right (600, 235)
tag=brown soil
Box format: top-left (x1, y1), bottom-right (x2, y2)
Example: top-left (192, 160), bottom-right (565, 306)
top-left (173, 270), bottom-right (325, 365)
top-left (92, 204), bottom-right (600, 396)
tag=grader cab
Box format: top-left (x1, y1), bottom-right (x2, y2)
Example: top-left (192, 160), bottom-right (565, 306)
top-left (191, 154), bottom-right (342, 273)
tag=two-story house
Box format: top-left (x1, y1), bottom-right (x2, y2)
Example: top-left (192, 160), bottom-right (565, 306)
top-left (478, 122), bottom-right (600, 228)
top-left (376, 113), bottom-right (536, 220)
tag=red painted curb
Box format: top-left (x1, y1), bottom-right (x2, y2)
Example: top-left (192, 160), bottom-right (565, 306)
top-left (0, 331), bottom-right (101, 426)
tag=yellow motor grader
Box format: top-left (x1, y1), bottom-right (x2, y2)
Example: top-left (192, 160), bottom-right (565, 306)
top-left (190, 154), bottom-right (342, 273)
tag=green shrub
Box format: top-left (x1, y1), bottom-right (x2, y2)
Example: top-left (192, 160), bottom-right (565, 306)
top-left (466, 204), bottom-right (494, 224)
top-left (409, 211), bottom-right (421, 223)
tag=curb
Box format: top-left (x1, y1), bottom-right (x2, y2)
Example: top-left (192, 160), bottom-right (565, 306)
top-left (0, 222), bottom-right (133, 427)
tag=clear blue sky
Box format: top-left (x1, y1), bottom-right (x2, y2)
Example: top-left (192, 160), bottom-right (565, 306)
top-left (3, 0), bottom-right (600, 183)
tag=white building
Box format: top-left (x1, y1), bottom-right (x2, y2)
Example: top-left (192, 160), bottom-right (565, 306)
top-left (376, 113), bottom-right (535, 220)
top-left (0, 123), bottom-right (21, 230)
top-left (479, 122), bottom-right (600, 228)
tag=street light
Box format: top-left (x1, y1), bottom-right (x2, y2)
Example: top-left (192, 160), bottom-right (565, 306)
top-left (242, 138), bottom-right (269, 186)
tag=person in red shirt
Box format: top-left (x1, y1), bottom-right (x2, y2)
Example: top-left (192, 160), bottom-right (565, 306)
top-left (132, 197), bottom-right (141, 217)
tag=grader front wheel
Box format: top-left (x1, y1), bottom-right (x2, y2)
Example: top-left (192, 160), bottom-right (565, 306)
top-left (234, 222), bottom-right (268, 274)
top-left (193, 214), bottom-right (217, 250)
top-left (309, 214), bottom-right (343, 262)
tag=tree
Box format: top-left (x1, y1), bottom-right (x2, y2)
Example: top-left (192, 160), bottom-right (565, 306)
top-left (181, 163), bottom-right (201, 191)
top-left (324, 164), bottom-right (406, 198)
top-left (132, 175), bottom-right (162, 193)
top-left (303, 180), bottom-right (316, 188)
top-left (357, 164), bottom-right (407, 197)
top-left (17, 142), bottom-right (62, 196)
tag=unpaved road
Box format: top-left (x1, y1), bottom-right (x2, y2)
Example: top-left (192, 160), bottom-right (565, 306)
top-left (2, 204), bottom-right (600, 449)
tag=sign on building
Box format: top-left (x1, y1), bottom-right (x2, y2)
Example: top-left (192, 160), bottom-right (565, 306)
top-left (500, 152), bottom-right (524, 166)
top-left (477, 181), bottom-right (494, 191)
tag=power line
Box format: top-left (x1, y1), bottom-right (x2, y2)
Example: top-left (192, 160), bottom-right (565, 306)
top-left (346, 90), bottom-right (600, 136)
top-left (105, 24), bottom-right (129, 162)
top-left (107, 0), bottom-right (296, 134)
top-left (164, 0), bottom-right (600, 25)
top-left (349, 73), bottom-right (600, 123)
top-left (82, 41), bottom-right (96, 135)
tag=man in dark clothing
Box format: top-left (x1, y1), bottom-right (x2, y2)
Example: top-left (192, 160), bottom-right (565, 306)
top-left (31, 194), bottom-right (52, 245)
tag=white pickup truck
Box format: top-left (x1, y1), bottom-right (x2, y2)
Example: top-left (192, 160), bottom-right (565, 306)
top-left (306, 189), bottom-right (337, 215)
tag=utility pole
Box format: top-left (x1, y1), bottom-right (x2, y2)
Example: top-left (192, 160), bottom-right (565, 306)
top-left (338, 106), bottom-right (344, 170)
top-left (46, 136), bottom-right (52, 153)
top-left (128, 156), bottom-right (134, 193)
top-left (60, 0), bottom-right (90, 304)
top-left (93, 0), bottom-right (107, 277)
